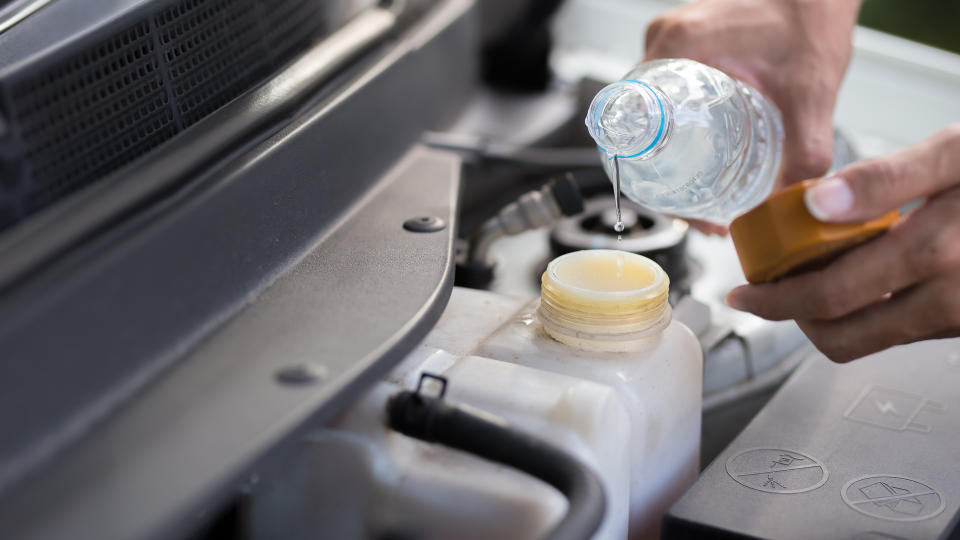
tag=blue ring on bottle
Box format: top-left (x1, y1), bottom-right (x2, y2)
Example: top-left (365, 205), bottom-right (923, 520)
top-left (599, 79), bottom-right (666, 160)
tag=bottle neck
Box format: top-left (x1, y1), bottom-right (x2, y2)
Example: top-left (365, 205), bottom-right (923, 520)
top-left (537, 250), bottom-right (671, 352)
top-left (586, 79), bottom-right (673, 160)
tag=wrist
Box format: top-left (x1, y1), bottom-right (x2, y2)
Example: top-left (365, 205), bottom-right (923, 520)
top-left (781, 0), bottom-right (861, 37)
top-left (784, 0), bottom-right (862, 20)
top-left (789, 0), bottom-right (863, 10)
top-left (827, 0), bottom-right (863, 19)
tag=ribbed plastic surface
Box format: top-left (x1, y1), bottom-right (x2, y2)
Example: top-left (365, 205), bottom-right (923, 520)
top-left (0, 0), bottom-right (330, 231)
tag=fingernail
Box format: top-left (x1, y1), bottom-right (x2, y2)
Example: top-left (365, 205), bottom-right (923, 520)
top-left (804, 176), bottom-right (853, 222)
top-left (725, 291), bottom-right (746, 311)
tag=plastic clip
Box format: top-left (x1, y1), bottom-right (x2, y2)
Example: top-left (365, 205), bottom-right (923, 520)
top-left (416, 372), bottom-right (448, 399)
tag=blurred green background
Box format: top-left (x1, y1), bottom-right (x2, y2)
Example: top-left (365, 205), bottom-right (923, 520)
top-left (859, 0), bottom-right (960, 54)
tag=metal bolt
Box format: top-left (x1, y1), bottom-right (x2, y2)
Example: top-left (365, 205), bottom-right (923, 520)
top-left (275, 363), bottom-right (328, 385)
top-left (403, 216), bottom-right (446, 233)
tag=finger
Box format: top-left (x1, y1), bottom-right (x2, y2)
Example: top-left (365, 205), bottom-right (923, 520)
top-left (776, 81), bottom-right (835, 186)
top-left (727, 187), bottom-right (960, 320)
top-left (725, 230), bottom-right (904, 322)
top-left (805, 124), bottom-right (960, 222)
top-left (642, 5), bottom-right (695, 60)
top-left (797, 276), bottom-right (960, 363)
top-left (685, 218), bottom-right (728, 236)
top-left (643, 18), bottom-right (666, 58)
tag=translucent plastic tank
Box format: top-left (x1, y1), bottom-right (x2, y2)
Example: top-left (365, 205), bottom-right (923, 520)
top-left (248, 251), bottom-right (702, 540)
top-left (483, 250), bottom-right (703, 537)
top-left (586, 59), bottom-right (784, 224)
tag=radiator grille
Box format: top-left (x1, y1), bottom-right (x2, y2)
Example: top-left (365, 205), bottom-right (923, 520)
top-left (0, 0), bottom-right (331, 231)
top-left (262, 0), bottom-right (328, 62)
top-left (157, 0), bottom-right (269, 126)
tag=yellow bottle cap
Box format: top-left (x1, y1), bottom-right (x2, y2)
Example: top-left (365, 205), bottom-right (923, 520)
top-left (730, 180), bottom-right (899, 283)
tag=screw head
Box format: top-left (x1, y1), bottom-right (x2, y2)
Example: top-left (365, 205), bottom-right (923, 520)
top-left (403, 216), bottom-right (446, 233)
top-left (275, 363), bottom-right (327, 385)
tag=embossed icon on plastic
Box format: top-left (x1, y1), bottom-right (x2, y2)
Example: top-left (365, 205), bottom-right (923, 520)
top-left (843, 475), bottom-right (945, 522)
top-left (843, 385), bottom-right (946, 433)
top-left (726, 448), bottom-right (828, 494)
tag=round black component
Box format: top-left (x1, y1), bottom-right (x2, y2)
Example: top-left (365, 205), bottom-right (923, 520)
top-left (550, 197), bottom-right (691, 293)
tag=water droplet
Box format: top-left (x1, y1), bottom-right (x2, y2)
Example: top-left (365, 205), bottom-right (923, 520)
top-left (612, 155), bottom-right (624, 235)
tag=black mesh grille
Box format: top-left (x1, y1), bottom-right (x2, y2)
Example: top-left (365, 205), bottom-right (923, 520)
top-left (262, 0), bottom-right (328, 63)
top-left (12, 22), bottom-right (173, 218)
top-left (157, 0), bottom-right (269, 126)
top-left (0, 0), bottom-right (331, 231)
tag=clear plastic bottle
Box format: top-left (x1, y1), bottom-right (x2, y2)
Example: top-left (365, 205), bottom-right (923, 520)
top-left (585, 58), bottom-right (784, 224)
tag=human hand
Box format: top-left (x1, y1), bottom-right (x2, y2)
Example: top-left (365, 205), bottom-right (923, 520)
top-left (726, 125), bottom-right (960, 362)
top-left (685, 219), bottom-right (728, 236)
top-left (644, 0), bottom-right (861, 187)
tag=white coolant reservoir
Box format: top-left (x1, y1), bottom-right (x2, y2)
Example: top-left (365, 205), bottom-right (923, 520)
top-left (248, 251), bottom-right (701, 540)
top-left (473, 249), bottom-right (703, 539)
top-left (248, 350), bottom-right (633, 540)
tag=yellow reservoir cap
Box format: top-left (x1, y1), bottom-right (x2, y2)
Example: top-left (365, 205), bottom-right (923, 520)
top-left (730, 179), bottom-right (899, 284)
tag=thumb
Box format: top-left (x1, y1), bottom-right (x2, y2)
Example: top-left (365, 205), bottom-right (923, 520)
top-left (804, 125), bottom-right (960, 222)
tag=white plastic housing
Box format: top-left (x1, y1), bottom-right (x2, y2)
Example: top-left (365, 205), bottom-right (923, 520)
top-left (248, 286), bottom-right (702, 539)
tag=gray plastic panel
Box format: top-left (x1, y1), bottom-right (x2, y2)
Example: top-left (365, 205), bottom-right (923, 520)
top-left (664, 339), bottom-right (960, 540)
top-left (0, 145), bottom-right (460, 540)
top-left (0, 1), bottom-right (475, 537)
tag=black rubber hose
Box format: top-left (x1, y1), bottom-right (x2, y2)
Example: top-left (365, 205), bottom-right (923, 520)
top-left (386, 390), bottom-right (606, 540)
top-left (550, 174), bottom-right (585, 217)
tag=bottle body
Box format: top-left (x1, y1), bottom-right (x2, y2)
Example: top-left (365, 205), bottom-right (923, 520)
top-left (587, 59), bottom-right (784, 224)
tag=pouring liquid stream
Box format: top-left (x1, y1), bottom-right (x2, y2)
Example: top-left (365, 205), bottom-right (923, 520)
top-left (613, 155), bottom-right (624, 241)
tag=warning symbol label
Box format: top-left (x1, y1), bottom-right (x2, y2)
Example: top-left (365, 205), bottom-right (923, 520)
top-left (843, 385), bottom-right (945, 433)
top-left (726, 448), bottom-right (828, 494)
top-left (843, 475), bottom-right (945, 522)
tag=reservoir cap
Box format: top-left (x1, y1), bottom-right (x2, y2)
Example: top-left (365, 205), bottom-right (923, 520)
top-left (538, 249), bottom-right (671, 352)
top-left (730, 180), bottom-right (899, 283)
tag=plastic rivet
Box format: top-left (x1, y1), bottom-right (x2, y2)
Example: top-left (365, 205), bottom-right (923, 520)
top-left (404, 216), bottom-right (446, 233)
top-left (276, 363), bottom-right (328, 385)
